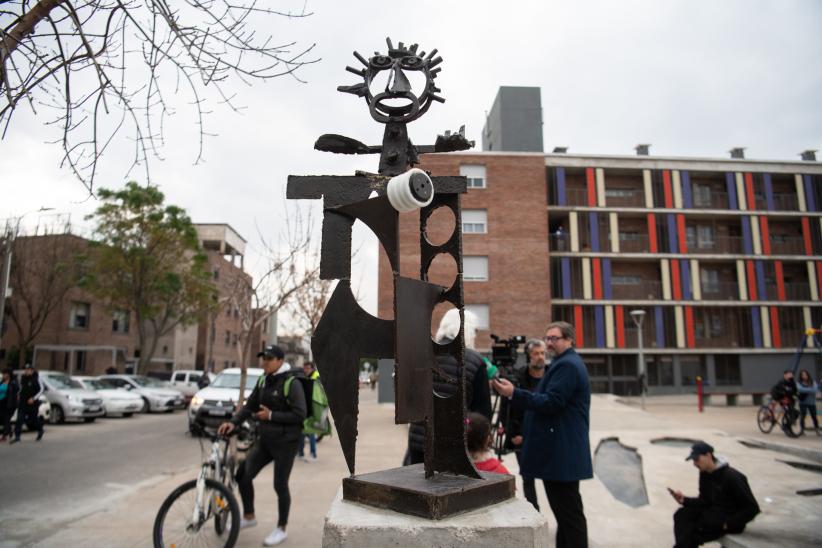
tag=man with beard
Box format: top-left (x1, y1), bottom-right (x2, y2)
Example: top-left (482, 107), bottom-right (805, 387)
top-left (498, 338), bottom-right (548, 511)
top-left (492, 321), bottom-right (592, 548)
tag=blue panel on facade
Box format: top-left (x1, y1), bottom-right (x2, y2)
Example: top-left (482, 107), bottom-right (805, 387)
top-left (804, 175), bottom-right (817, 211)
top-left (589, 212), bottom-right (599, 251)
top-left (755, 261), bottom-right (767, 301)
top-left (602, 259), bottom-right (612, 299)
top-left (681, 171), bottom-right (693, 208)
top-left (655, 306), bottom-right (665, 348)
top-left (763, 173), bottom-right (775, 210)
top-left (667, 214), bottom-right (678, 253)
top-left (725, 173), bottom-right (738, 210)
top-left (556, 167), bottom-right (566, 206)
top-left (741, 217), bottom-right (753, 254)
top-left (751, 307), bottom-right (762, 348)
top-left (681, 260), bottom-right (692, 300)
top-left (561, 258), bottom-right (571, 299)
top-left (595, 306), bottom-right (605, 348)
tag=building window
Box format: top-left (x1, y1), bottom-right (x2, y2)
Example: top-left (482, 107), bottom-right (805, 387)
top-left (693, 184), bottom-right (712, 207)
top-left (75, 350), bottom-right (86, 373)
top-left (112, 309), bottom-right (129, 334)
top-left (613, 275), bottom-right (642, 285)
top-left (604, 188), bottom-right (636, 198)
top-left (680, 356), bottom-right (706, 386)
top-left (648, 355), bottom-right (674, 386)
top-left (462, 210), bottom-right (487, 234)
top-left (460, 165), bottom-right (486, 189)
top-left (619, 232), bottom-right (640, 241)
top-left (700, 269), bottom-right (720, 294)
top-left (69, 302), bottom-right (91, 329)
top-left (465, 304), bottom-right (490, 330)
top-left (464, 256), bottom-right (489, 281)
top-left (224, 330), bottom-right (230, 345)
top-left (697, 225), bottom-right (715, 249)
top-left (714, 355), bottom-right (741, 386)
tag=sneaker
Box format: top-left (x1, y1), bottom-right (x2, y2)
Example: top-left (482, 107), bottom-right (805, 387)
top-left (10, 438), bottom-right (20, 445)
top-left (36, 431), bottom-right (44, 441)
top-left (310, 455), bottom-right (318, 462)
top-left (263, 527), bottom-right (288, 546)
top-left (240, 517), bottom-right (257, 529)
top-left (298, 455), bottom-right (308, 463)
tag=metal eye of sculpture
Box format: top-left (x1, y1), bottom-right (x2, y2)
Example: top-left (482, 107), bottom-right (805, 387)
top-left (287, 38), bottom-right (513, 519)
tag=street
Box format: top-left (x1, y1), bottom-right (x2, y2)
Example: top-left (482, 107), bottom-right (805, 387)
top-left (0, 412), bottom-right (199, 546)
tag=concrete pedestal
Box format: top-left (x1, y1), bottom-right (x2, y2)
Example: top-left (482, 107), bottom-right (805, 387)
top-left (323, 487), bottom-right (550, 548)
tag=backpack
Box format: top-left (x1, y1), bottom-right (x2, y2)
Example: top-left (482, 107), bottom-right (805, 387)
top-left (256, 373), bottom-right (332, 437)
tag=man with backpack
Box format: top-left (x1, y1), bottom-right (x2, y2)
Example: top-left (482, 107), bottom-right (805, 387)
top-left (218, 345), bottom-right (306, 546)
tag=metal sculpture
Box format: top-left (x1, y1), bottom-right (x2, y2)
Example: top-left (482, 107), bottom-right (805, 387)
top-left (286, 38), bottom-right (513, 519)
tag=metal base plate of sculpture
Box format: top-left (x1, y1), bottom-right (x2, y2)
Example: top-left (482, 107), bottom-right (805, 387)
top-left (287, 38), bottom-right (514, 519)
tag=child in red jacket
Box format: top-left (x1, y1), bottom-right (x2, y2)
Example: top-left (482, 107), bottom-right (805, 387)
top-left (466, 412), bottom-right (510, 474)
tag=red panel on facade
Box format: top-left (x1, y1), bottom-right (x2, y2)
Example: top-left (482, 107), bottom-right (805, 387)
top-left (677, 214), bottom-right (687, 253)
top-left (647, 213), bottom-right (658, 253)
top-left (744, 173), bottom-right (756, 210)
top-left (746, 261), bottom-right (758, 300)
top-left (685, 307), bottom-right (695, 348)
top-left (616, 305), bottom-right (625, 348)
top-left (671, 260), bottom-right (682, 300)
top-left (586, 168), bottom-right (596, 207)
top-left (774, 261), bottom-right (786, 301)
top-left (802, 218), bottom-right (814, 255)
top-left (662, 170), bottom-right (673, 208)
top-left (592, 259), bottom-right (603, 299)
top-left (759, 217), bottom-right (771, 255)
top-left (817, 262), bottom-right (822, 298)
top-left (770, 307), bottom-right (781, 348)
top-left (574, 305), bottom-right (584, 348)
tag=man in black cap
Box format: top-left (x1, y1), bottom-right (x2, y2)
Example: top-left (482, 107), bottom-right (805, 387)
top-left (218, 345), bottom-right (306, 546)
top-left (669, 441), bottom-right (760, 547)
top-left (12, 363), bottom-right (45, 444)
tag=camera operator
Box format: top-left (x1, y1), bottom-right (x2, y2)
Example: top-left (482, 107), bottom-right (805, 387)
top-left (498, 338), bottom-right (547, 511)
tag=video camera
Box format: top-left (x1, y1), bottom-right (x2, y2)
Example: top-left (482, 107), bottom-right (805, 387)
top-left (490, 334), bottom-right (526, 376)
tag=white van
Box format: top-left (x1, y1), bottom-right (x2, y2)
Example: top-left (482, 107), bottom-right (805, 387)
top-left (169, 370), bottom-right (213, 402)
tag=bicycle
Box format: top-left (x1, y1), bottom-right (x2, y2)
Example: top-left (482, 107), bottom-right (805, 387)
top-left (756, 396), bottom-right (800, 438)
top-left (153, 424), bottom-right (243, 547)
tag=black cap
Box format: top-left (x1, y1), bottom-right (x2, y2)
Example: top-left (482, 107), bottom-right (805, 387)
top-left (257, 345), bottom-right (284, 360)
top-left (685, 441), bottom-right (714, 461)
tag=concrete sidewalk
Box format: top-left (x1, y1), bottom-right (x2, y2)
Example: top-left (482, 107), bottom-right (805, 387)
top-left (18, 389), bottom-right (822, 547)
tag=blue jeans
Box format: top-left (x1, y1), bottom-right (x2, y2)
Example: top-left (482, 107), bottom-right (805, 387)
top-left (298, 433), bottom-right (316, 458)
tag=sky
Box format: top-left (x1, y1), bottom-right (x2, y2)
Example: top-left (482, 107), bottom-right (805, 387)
top-left (2, 0), bottom-right (821, 328)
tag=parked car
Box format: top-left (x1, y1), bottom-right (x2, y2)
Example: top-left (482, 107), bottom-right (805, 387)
top-left (99, 374), bottom-right (185, 413)
top-left (74, 376), bottom-right (144, 417)
top-left (188, 367), bottom-right (264, 431)
top-left (168, 370), bottom-right (213, 403)
top-left (23, 371), bottom-right (106, 424)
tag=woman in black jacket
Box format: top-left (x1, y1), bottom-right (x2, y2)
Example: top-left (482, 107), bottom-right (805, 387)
top-left (0, 369), bottom-right (19, 441)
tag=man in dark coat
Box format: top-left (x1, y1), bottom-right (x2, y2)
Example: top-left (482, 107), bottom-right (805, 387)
top-left (492, 321), bottom-right (592, 548)
top-left (405, 309), bottom-right (491, 465)
top-left (13, 364), bottom-right (45, 443)
top-left (670, 441), bottom-right (760, 548)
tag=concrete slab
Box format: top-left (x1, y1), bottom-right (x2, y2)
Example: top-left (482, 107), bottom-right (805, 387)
top-left (322, 487), bottom-right (549, 548)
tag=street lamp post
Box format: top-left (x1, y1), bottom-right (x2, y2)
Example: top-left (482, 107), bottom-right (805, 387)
top-left (630, 309), bottom-right (647, 410)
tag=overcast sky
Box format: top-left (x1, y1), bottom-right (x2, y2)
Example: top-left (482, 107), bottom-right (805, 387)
top-left (2, 0), bottom-right (820, 327)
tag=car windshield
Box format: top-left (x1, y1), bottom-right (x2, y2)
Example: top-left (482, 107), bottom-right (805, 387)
top-left (210, 373), bottom-right (260, 390)
top-left (46, 374), bottom-right (83, 389)
top-left (130, 376), bottom-right (167, 388)
top-left (95, 378), bottom-right (121, 389)
top-left (82, 379), bottom-right (108, 390)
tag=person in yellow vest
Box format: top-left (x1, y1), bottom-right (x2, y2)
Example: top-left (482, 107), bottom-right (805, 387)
top-left (297, 361), bottom-right (319, 462)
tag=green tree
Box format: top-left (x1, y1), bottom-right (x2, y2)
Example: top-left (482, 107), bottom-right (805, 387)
top-left (83, 182), bottom-right (217, 373)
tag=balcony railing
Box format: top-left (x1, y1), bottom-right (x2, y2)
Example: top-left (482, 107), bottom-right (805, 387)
top-left (611, 282), bottom-right (663, 300)
top-left (618, 235), bottom-right (651, 253)
top-left (754, 193), bottom-right (800, 211)
top-left (771, 237), bottom-right (806, 255)
top-left (701, 282), bottom-right (740, 300)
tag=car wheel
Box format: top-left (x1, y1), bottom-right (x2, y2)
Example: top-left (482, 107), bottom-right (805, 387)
top-left (140, 397), bottom-right (150, 413)
top-left (50, 404), bottom-right (65, 425)
top-left (123, 413), bottom-right (133, 418)
top-left (84, 417), bottom-right (96, 423)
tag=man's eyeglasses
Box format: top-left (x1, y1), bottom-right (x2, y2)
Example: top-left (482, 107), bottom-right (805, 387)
top-left (543, 336), bottom-right (566, 343)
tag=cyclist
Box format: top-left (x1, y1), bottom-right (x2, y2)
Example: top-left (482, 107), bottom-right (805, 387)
top-left (770, 370), bottom-right (798, 407)
top-left (218, 345), bottom-right (306, 546)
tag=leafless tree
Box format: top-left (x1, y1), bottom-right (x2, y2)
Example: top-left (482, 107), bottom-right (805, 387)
top-left (222, 204), bottom-right (320, 404)
top-left (1, 1), bottom-right (317, 192)
top-left (3, 222), bottom-right (81, 368)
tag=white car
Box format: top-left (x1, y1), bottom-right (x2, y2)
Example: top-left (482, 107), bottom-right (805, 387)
top-left (188, 368), bottom-right (264, 431)
top-left (38, 371), bottom-right (105, 424)
top-left (168, 369), bottom-right (214, 402)
top-left (100, 374), bottom-right (185, 413)
top-left (74, 376), bottom-right (144, 417)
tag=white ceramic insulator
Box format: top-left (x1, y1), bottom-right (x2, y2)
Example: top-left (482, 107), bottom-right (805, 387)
top-left (386, 168), bottom-right (434, 212)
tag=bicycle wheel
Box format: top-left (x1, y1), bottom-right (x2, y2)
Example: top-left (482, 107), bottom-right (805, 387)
top-left (153, 478), bottom-right (240, 548)
top-left (781, 408), bottom-right (800, 438)
top-left (756, 406), bottom-right (775, 434)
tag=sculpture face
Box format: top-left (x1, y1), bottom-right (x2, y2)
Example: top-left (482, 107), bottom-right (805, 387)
top-left (339, 38), bottom-right (443, 124)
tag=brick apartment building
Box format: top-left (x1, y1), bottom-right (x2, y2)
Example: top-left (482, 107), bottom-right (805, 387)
top-left (377, 86), bottom-right (822, 395)
top-left (1, 224), bottom-right (259, 376)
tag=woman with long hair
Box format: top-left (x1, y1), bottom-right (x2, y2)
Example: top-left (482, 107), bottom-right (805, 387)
top-left (796, 369), bottom-right (820, 436)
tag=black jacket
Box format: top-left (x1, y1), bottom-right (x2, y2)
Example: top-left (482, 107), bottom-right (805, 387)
top-left (771, 378), bottom-right (798, 402)
top-left (2, 379), bottom-right (19, 410)
top-left (231, 370), bottom-right (307, 443)
top-left (684, 462), bottom-right (760, 533)
top-left (407, 347), bottom-right (491, 455)
top-left (19, 373), bottom-right (44, 405)
top-left (499, 366), bottom-right (543, 450)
